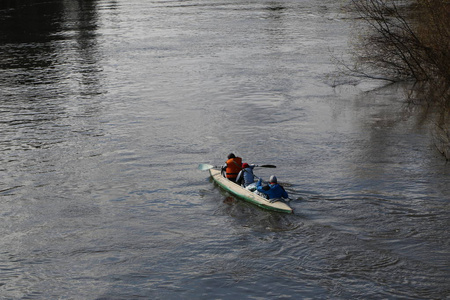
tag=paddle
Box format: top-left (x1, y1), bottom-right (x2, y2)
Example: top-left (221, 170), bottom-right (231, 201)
top-left (198, 163), bottom-right (218, 170)
top-left (198, 163), bottom-right (276, 170)
top-left (255, 164), bottom-right (276, 168)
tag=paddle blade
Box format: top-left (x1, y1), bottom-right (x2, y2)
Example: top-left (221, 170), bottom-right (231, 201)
top-left (198, 163), bottom-right (215, 170)
top-left (258, 164), bottom-right (276, 168)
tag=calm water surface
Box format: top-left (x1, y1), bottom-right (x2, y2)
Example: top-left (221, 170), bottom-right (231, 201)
top-left (1, 0), bottom-right (449, 299)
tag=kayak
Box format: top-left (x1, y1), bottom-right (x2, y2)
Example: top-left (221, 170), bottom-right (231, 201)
top-left (209, 168), bottom-right (293, 214)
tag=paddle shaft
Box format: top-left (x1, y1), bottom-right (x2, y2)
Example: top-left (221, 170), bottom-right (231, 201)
top-left (199, 163), bottom-right (276, 171)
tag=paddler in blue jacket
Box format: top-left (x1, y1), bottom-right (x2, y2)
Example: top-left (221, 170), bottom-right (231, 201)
top-left (256, 175), bottom-right (289, 200)
top-left (236, 163), bottom-right (256, 187)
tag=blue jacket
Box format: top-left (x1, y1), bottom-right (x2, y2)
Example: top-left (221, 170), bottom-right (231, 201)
top-left (236, 165), bottom-right (255, 187)
top-left (256, 179), bottom-right (288, 199)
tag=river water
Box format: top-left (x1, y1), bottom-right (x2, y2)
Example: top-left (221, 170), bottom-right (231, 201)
top-left (1, 0), bottom-right (449, 299)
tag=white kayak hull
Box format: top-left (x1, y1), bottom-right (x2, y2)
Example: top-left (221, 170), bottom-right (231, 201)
top-left (209, 168), bottom-right (293, 214)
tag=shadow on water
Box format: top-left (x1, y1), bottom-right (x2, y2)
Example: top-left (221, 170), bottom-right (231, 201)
top-left (219, 198), bottom-right (301, 232)
top-left (204, 178), bottom-right (300, 233)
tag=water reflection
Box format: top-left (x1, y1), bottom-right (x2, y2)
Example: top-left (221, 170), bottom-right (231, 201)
top-left (61, 0), bottom-right (103, 97)
top-left (0, 0), bottom-right (101, 88)
top-left (0, 0), bottom-right (105, 161)
top-left (0, 0), bottom-right (104, 120)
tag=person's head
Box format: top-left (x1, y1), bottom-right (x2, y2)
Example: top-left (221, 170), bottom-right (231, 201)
top-left (242, 163), bottom-right (249, 168)
top-left (227, 153), bottom-right (236, 159)
top-left (269, 175), bottom-right (277, 184)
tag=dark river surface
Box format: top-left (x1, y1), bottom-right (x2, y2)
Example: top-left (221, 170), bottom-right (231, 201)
top-left (1, 0), bottom-right (449, 299)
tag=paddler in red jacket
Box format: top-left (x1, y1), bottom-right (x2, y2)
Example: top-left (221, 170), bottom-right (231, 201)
top-left (221, 153), bottom-right (242, 182)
